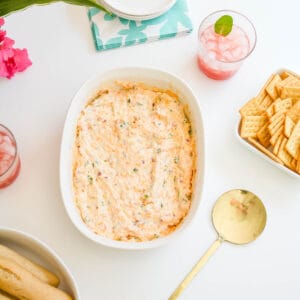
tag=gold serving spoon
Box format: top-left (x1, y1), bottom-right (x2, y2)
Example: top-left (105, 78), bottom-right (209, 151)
top-left (169, 189), bottom-right (267, 300)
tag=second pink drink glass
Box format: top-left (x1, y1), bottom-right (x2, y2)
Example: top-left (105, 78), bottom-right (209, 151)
top-left (197, 10), bottom-right (257, 80)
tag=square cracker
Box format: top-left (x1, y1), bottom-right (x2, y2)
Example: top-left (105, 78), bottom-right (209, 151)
top-left (279, 71), bottom-right (300, 80)
top-left (273, 134), bottom-right (285, 156)
top-left (297, 152), bottom-right (300, 174)
top-left (268, 115), bottom-right (284, 136)
top-left (269, 109), bottom-right (286, 124)
top-left (291, 159), bottom-right (298, 171)
top-left (278, 137), bottom-right (294, 168)
top-left (287, 100), bottom-right (300, 123)
top-left (256, 74), bottom-right (275, 103)
top-left (240, 116), bottom-right (268, 138)
top-left (259, 95), bottom-right (273, 111)
top-left (266, 74), bottom-right (282, 100)
top-left (257, 123), bottom-right (271, 148)
top-left (270, 123), bottom-right (284, 146)
top-left (274, 98), bottom-right (293, 113)
top-left (276, 76), bottom-right (299, 94)
top-left (285, 116), bottom-right (296, 138)
top-left (285, 120), bottom-right (300, 159)
top-left (281, 86), bottom-right (300, 99)
top-left (266, 98), bottom-right (282, 118)
top-left (239, 98), bottom-right (264, 117)
top-left (280, 71), bottom-right (292, 80)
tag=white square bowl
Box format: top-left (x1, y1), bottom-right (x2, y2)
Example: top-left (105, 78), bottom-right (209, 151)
top-left (236, 69), bottom-right (300, 179)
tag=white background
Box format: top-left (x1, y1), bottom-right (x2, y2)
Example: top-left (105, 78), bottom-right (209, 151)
top-left (0, 0), bottom-right (300, 299)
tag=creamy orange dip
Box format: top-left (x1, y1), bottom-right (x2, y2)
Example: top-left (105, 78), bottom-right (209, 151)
top-left (73, 82), bottom-right (196, 242)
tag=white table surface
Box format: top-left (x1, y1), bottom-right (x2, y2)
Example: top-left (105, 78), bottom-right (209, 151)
top-left (1, 0), bottom-right (300, 299)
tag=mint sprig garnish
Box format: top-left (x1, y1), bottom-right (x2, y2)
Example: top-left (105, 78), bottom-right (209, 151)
top-left (214, 15), bottom-right (233, 36)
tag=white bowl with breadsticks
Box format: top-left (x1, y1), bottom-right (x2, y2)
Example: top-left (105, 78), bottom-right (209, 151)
top-left (0, 227), bottom-right (80, 300)
top-left (237, 69), bottom-right (300, 178)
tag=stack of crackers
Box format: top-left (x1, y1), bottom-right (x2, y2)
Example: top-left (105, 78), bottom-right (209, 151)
top-left (239, 70), bottom-right (300, 175)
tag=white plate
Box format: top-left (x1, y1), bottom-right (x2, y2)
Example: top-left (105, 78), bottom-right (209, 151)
top-left (0, 227), bottom-right (80, 299)
top-left (60, 67), bottom-right (205, 250)
top-left (100, 0), bottom-right (176, 20)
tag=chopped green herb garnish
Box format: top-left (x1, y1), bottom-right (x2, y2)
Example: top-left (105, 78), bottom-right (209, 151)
top-left (160, 203), bottom-right (164, 208)
top-left (92, 162), bottom-right (95, 168)
top-left (133, 168), bottom-right (138, 172)
top-left (127, 98), bottom-right (131, 103)
top-left (119, 122), bottom-right (127, 128)
top-left (174, 157), bottom-right (179, 164)
top-left (157, 148), bottom-right (161, 153)
top-left (144, 194), bottom-right (149, 199)
top-left (137, 102), bottom-right (143, 106)
top-left (153, 234), bottom-right (159, 239)
top-left (240, 190), bottom-right (248, 194)
top-left (87, 175), bottom-right (93, 184)
top-left (188, 127), bottom-right (192, 136)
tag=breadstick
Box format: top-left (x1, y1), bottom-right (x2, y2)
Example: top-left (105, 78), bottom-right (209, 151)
top-left (0, 244), bottom-right (59, 286)
top-left (0, 290), bottom-right (16, 300)
top-left (0, 257), bottom-right (73, 300)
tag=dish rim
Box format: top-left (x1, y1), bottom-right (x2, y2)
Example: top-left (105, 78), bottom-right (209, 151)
top-left (60, 66), bottom-right (205, 249)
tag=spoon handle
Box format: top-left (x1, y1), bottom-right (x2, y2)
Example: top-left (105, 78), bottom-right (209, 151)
top-left (169, 237), bottom-right (223, 300)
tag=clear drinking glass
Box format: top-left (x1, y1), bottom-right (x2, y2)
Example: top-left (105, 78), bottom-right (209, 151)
top-left (0, 124), bottom-right (21, 188)
top-left (197, 10), bottom-right (257, 80)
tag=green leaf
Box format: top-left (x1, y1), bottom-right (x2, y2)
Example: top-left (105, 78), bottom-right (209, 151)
top-left (0, 0), bottom-right (109, 17)
top-left (214, 15), bottom-right (233, 36)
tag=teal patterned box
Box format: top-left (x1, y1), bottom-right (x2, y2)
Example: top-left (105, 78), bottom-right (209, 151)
top-left (88, 0), bottom-right (193, 51)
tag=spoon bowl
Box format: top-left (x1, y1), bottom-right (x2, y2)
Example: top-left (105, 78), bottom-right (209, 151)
top-left (212, 189), bottom-right (267, 244)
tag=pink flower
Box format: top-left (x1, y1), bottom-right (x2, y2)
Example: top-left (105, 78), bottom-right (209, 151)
top-left (0, 18), bottom-right (6, 42)
top-left (0, 48), bottom-right (32, 79)
top-left (0, 30), bottom-right (6, 42)
top-left (11, 48), bottom-right (32, 72)
top-left (0, 18), bottom-right (32, 79)
top-left (1, 37), bottom-right (15, 50)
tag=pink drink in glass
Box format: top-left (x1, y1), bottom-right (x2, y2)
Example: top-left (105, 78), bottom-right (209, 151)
top-left (0, 125), bottom-right (21, 188)
top-left (197, 10), bottom-right (256, 80)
